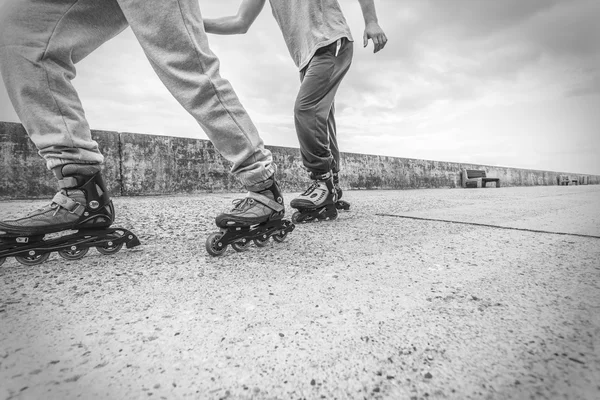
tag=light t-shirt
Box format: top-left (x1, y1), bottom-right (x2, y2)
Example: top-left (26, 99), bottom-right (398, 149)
top-left (268, 0), bottom-right (354, 70)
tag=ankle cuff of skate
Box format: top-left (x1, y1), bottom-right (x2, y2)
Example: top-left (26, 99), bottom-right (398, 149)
top-left (58, 177), bottom-right (79, 189)
top-left (310, 171), bottom-right (332, 181)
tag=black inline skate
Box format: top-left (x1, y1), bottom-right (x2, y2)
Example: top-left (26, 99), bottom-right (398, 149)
top-left (0, 164), bottom-right (140, 266)
top-left (333, 172), bottom-right (351, 211)
top-left (290, 171), bottom-right (338, 223)
top-left (205, 177), bottom-right (294, 256)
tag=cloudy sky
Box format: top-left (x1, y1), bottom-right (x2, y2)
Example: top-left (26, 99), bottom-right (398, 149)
top-left (1, 0), bottom-right (599, 174)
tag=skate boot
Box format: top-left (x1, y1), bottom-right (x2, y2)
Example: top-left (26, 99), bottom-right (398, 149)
top-left (290, 171), bottom-right (338, 223)
top-left (205, 177), bottom-right (295, 256)
top-left (333, 172), bottom-right (351, 211)
top-left (0, 164), bottom-right (140, 266)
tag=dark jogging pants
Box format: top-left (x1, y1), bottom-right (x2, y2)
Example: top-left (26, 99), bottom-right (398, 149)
top-left (295, 37), bottom-right (353, 175)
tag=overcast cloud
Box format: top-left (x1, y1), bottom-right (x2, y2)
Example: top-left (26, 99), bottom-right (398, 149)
top-left (0, 0), bottom-right (598, 174)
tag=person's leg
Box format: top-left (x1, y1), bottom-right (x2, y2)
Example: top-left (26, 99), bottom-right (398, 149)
top-left (113, 0), bottom-right (284, 236)
top-left (327, 103), bottom-right (340, 175)
top-left (0, 0), bottom-right (131, 235)
top-left (294, 38), bottom-right (353, 176)
top-left (0, 0), bottom-right (128, 170)
top-left (290, 39), bottom-right (353, 220)
top-left (114, 0), bottom-right (274, 190)
top-left (326, 103), bottom-right (349, 209)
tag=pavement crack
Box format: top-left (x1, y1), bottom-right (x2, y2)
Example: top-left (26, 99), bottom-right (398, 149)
top-left (376, 213), bottom-right (600, 239)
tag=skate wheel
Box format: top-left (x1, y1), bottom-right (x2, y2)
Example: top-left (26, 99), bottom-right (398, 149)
top-left (336, 200), bottom-right (351, 211)
top-left (15, 252), bottom-right (50, 266)
top-left (291, 211), bottom-right (302, 224)
top-left (292, 211), bottom-right (313, 224)
top-left (96, 242), bottom-right (123, 255)
top-left (318, 205), bottom-right (338, 221)
top-left (58, 247), bottom-right (90, 261)
top-left (253, 234), bottom-right (270, 247)
top-left (206, 232), bottom-right (227, 256)
top-left (320, 212), bottom-right (338, 221)
top-left (231, 239), bottom-right (251, 252)
top-left (273, 230), bottom-right (288, 243)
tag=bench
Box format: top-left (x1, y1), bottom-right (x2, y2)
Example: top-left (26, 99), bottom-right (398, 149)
top-left (461, 169), bottom-right (500, 188)
top-left (558, 175), bottom-right (578, 185)
top-left (558, 175), bottom-right (569, 185)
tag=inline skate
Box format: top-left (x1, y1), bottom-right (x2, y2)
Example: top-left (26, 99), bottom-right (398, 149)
top-left (333, 172), bottom-right (351, 211)
top-left (205, 177), bottom-right (294, 256)
top-left (290, 171), bottom-right (338, 223)
top-left (0, 164), bottom-right (140, 266)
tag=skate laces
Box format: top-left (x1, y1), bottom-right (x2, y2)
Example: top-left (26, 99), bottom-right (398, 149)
top-left (27, 202), bottom-right (60, 218)
top-left (26, 192), bottom-right (63, 217)
top-left (30, 189), bottom-right (85, 217)
top-left (302, 181), bottom-right (320, 196)
top-left (229, 190), bottom-right (281, 214)
top-left (230, 196), bottom-right (256, 212)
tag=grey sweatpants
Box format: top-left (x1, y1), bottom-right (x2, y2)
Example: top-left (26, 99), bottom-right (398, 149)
top-left (0, 0), bottom-right (274, 188)
top-left (295, 38), bottom-right (353, 175)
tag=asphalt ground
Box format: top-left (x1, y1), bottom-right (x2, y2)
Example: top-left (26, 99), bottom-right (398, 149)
top-left (1, 185), bottom-right (599, 400)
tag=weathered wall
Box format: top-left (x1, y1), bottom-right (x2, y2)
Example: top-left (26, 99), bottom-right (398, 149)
top-left (1, 121), bottom-right (598, 199)
top-left (0, 122), bottom-right (121, 198)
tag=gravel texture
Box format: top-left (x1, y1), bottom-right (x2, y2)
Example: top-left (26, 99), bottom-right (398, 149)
top-left (1, 185), bottom-right (599, 400)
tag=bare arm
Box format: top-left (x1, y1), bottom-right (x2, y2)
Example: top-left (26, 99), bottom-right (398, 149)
top-left (204, 0), bottom-right (266, 35)
top-left (357, 0), bottom-right (388, 53)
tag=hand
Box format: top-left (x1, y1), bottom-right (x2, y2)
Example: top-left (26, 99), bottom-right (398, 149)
top-left (363, 22), bottom-right (387, 53)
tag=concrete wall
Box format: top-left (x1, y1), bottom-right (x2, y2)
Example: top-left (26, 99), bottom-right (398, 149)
top-left (1, 121), bottom-right (598, 199)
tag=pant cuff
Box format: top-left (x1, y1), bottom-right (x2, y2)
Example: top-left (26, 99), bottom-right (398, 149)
top-left (45, 158), bottom-right (103, 171)
top-left (238, 164), bottom-right (277, 190)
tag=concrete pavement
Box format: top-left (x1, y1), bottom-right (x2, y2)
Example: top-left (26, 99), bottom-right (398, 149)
top-left (1, 185), bottom-right (599, 399)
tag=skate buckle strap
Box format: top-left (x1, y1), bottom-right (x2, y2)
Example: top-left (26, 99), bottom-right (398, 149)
top-left (52, 192), bottom-right (85, 216)
top-left (246, 191), bottom-right (285, 212)
top-left (58, 177), bottom-right (79, 189)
